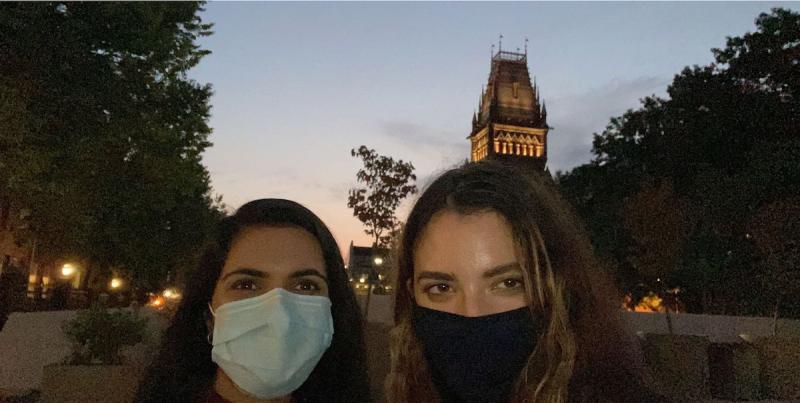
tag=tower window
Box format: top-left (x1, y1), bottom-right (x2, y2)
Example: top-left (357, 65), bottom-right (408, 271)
top-left (512, 82), bottom-right (519, 99)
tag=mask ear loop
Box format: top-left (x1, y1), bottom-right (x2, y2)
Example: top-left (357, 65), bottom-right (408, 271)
top-left (207, 303), bottom-right (215, 345)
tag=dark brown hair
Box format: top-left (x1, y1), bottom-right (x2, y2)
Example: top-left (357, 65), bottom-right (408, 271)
top-left (136, 199), bottom-right (371, 402)
top-left (387, 161), bottom-right (651, 403)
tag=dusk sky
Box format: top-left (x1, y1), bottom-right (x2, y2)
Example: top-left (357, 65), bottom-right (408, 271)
top-left (191, 2), bottom-right (794, 256)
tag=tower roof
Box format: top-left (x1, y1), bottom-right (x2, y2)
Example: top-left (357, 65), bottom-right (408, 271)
top-left (473, 50), bottom-right (546, 134)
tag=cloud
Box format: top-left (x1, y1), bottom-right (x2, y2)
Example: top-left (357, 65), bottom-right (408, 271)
top-left (379, 120), bottom-right (466, 149)
top-left (546, 76), bottom-right (671, 173)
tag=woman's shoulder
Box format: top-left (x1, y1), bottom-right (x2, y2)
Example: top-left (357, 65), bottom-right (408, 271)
top-left (569, 364), bottom-right (673, 403)
top-left (199, 388), bottom-right (232, 403)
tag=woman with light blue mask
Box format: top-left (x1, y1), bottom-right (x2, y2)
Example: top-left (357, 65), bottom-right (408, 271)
top-left (136, 199), bottom-right (371, 403)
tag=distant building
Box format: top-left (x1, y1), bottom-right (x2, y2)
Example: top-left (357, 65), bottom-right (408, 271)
top-left (0, 199), bottom-right (85, 305)
top-left (346, 242), bottom-right (392, 295)
top-left (469, 45), bottom-right (550, 172)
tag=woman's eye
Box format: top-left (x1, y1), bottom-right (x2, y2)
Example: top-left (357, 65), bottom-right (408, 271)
top-left (231, 279), bottom-right (259, 291)
top-left (496, 278), bottom-right (523, 290)
top-left (425, 283), bottom-right (452, 295)
top-left (293, 280), bottom-right (321, 293)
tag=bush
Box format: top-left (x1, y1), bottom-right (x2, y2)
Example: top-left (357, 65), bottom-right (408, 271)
top-left (0, 271), bottom-right (27, 330)
top-left (62, 304), bottom-right (147, 365)
top-left (0, 389), bottom-right (40, 403)
top-left (708, 342), bottom-right (761, 400)
top-left (641, 334), bottom-right (710, 401)
top-left (755, 337), bottom-right (800, 400)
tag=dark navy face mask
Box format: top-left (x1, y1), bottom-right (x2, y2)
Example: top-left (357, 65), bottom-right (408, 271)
top-left (412, 305), bottom-right (541, 403)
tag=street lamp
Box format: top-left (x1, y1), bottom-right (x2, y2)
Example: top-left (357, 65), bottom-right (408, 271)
top-left (162, 288), bottom-right (181, 300)
top-left (364, 255), bottom-right (385, 319)
top-left (61, 264), bottom-right (76, 277)
top-left (109, 278), bottom-right (123, 290)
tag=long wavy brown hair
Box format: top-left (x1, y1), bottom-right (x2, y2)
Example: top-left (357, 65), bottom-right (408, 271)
top-left (387, 161), bottom-right (650, 403)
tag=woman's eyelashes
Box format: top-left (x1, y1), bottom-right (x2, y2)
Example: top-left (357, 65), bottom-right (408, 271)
top-left (227, 276), bottom-right (325, 295)
top-left (230, 277), bottom-right (261, 292)
top-left (492, 277), bottom-right (524, 292)
top-left (419, 276), bottom-right (525, 299)
top-left (291, 278), bottom-right (324, 294)
top-left (423, 282), bottom-right (454, 296)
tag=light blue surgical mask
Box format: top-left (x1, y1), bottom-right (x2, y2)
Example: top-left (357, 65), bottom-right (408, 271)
top-left (208, 287), bottom-right (334, 399)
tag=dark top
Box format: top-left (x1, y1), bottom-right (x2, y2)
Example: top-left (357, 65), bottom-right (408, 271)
top-left (201, 388), bottom-right (231, 403)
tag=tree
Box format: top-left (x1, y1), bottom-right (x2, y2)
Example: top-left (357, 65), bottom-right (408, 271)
top-left (559, 8), bottom-right (800, 317)
top-left (749, 198), bottom-right (800, 328)
top-left (622, 181), bottom-right (689, 282)
top-left (348, 146), bottom-right (417, 249)
top-left (0, 3), bottom-right (221, 291)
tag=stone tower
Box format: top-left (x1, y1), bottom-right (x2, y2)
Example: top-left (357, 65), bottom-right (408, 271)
top-left (469, 46), bottom-right (549, 171)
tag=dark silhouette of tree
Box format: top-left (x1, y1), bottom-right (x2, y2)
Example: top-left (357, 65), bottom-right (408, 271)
top-left (749, 198), bottom-right (800, 328)
top-left (0, 3), bottom-right (222, 291)
top-left (559, 8), bottom-right (800, 317)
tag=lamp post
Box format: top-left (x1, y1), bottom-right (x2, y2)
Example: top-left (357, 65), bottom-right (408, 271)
top-left (363, 255), bottom-right (383, 320)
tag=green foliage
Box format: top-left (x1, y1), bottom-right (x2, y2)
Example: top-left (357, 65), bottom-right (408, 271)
top-left (0, 3), bottom-right (222, 289)
top-left (348, 146), bottom-right (417, 249)
top-left (62, 304), bottom-right (147, 365)
top-left (558, 8), bottom-right (800, 317)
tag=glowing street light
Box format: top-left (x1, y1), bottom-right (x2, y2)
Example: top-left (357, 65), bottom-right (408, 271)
top-left (61, 264), bottom-right (76, 277)
top-left (162, 288), bottom-right (181, 300)
top-left (373, 257), bottom-right (384, 266)
top-left (110, 278), bottom-right (123, 290)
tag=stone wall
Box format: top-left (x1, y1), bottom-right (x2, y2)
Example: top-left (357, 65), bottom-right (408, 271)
top-left (623, 311), bottom-right (800, 342)
top-left (0, 309), bottom-right (166, 395)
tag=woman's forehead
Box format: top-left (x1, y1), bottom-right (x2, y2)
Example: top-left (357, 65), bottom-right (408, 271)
top-left (413, 210), bottom-right (517, 276)
top-left (223, 226), bottom-right (325, 273)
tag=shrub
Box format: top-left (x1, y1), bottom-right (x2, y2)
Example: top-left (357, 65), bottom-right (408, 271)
top-left (641, 334), bottom-right (710, 400)
top-left (708, 342), bottom-right (760, 400)
top-left (755, 337), bottom-right (800, 400)
top-left (62, 304), bottom-right (147, 365)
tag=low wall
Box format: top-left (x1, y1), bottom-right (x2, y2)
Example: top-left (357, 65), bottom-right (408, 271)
top-left (356, 293), bottom-right (394, 325)
top-left (0, 308), bottom-right (167, 394)
top-left (40, 365), bottom-right (143, 403)
top-left (623, 311), bottom-right (800, 342)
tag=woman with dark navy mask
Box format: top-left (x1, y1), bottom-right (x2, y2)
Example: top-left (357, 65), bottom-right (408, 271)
top-left (386, 161), bottom-right (666, 403)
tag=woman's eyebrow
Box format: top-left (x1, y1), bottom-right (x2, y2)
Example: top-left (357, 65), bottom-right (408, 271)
top-left (289, 268), bottom-right (327, 281)
top-left (416, 271), bottom-right (455, 282)
top-left (482, 263), bottom-right (522, 279)
top-left (221, 268), bottom-right (266, 281)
